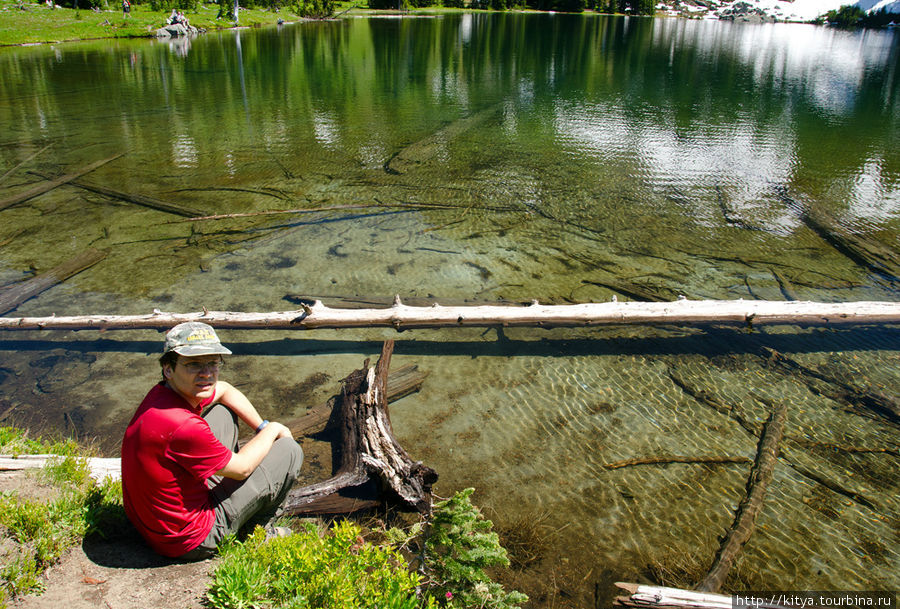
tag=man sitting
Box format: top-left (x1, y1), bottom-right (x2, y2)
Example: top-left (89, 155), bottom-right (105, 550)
top-left (121, 322), bottom-right (303, 560)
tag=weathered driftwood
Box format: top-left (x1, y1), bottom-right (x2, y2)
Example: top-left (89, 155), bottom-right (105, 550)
top-left (614, 582), bottom-right (734, 609)
top-left (283, 363), bottom-right (428, 438)
top-left (0, 153), bottom-right (123, 211)
top-left (28, 173), bottom-right (206, 218)
top-left (698, 400), bottom-right (787, 592)
top-left (603, 455), bottom-right (751, 470)
top-left (384, 104), bottom-right (501, 174)
top-left (3, 298), bottom-right (900, 331)
top-left (0, 454), bottom-right (120, 481)
top-left (282, 341), bottom-right (437, 516)
top-left (0, 248), bottom-right (107, 316)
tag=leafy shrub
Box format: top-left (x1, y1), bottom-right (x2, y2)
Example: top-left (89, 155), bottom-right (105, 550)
top-left (423, 488), bottom-right (528, 609)
top-left (207, 520), bottom-right (435, 609)
top-left (0, 430), bottom-right (125, 607)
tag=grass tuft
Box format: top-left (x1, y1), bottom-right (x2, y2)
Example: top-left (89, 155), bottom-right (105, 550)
top-left (0, 427), bottom-right (126, 607)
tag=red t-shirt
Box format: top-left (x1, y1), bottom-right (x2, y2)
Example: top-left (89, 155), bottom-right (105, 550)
top-left (121, 382), bottom-right (232, 557)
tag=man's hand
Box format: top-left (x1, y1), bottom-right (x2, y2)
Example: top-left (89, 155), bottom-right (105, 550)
top-left (215, 421), bottom-right (294, 480)
top-left (267, 421), bottom-right (293, 440)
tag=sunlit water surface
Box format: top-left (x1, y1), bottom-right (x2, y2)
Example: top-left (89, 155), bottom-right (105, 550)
top-left (0, 14), bottom-right (898, 606)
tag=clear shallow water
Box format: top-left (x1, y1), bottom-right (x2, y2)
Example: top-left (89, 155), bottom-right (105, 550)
top-left (0, 14), bottom-right (898, 606)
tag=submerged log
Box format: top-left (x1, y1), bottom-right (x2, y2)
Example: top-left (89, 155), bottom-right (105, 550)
top-left (0, 153), bottom-right (123, 211)
top-left (28, 173), bottom-right (206, 218)
top-left (698, 400), bottom-right (787, 592)
top-left (761, 347), bottom-right (900, 425)
top-left (0, 248), bottom-right (107, 316)
top-left (603, 455), bottom-right (751, 470)
top-left (282, 341), bottom-right (437, 515)
top-left (775, 186), bottom-right (900, 280)
top-left (384, 104), bottom-right (501, 174)
top-left (0, 144), bottom-right (51, 183)
top-left (2, 298), bottom-right (900, 331)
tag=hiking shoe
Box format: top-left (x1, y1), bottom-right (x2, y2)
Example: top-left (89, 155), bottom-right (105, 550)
top-left (264, 525), bottom-right (293, 540)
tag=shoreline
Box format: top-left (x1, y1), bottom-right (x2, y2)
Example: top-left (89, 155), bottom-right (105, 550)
top-left (6, 2), bottom-right (894, 49)
top-left (0, 0), bottom-right (319, 48)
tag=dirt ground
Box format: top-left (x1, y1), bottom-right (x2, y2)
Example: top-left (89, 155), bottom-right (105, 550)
top-left (10, 539), bottom-right (215, 609)
top-left (1, 471), bottom-right (218, 609)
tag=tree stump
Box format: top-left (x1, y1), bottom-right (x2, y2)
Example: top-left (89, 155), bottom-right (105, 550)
top-left (281, 340), bottom-right (437, 516)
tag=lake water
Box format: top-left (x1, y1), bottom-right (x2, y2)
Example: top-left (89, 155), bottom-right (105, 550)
top-left (0, 13), bottom-right (898, 607)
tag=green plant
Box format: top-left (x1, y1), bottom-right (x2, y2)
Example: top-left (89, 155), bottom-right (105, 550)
top-left (0, 427), bottom-right (79, 458)
top-left (0, 430), bottom-right (123, 605)
top-left (207, 520), bottom-right (435, 609)
top-left (83, 478), bottom-right (128, 539)
top-left (1, 555), bottom-right (43, 598)
top-left (40, 455), bottom-right (92, 488)
top-left (422, 488), bottom-right (528, 609)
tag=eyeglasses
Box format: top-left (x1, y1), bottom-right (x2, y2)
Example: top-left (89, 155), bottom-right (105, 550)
top-left (178, 359), bottom-right (223, 373)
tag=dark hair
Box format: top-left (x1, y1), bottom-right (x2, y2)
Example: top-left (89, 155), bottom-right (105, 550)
top-left (159, 351), bottom-right (178, 382)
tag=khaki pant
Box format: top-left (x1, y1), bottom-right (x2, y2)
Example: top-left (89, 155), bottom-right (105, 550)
top-left (178, 404), bottom-right (303, 561)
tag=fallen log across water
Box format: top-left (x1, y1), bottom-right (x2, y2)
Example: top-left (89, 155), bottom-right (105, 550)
top-left (2, 298), bottom-right (900, 331)
top-left (0, 248), bottom-right (107, 316)
top-left (698, 400), bottom-right (787, 592)
top-left (281, 340), bottom-right (438, 515)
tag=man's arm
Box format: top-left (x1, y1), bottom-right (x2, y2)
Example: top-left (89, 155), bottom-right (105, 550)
top-left (215, 421), bottom-right (293, 480)
top-left (212, 380), bottom-right (294, 480)
top-left (213, 380), bottom-right (266, 431)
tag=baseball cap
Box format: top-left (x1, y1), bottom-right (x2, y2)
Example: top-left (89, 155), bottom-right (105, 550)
top-left (163, 322), bottom-right (232, 357)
